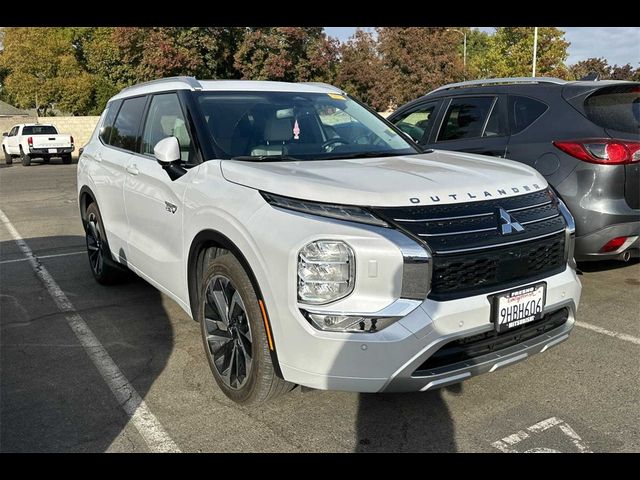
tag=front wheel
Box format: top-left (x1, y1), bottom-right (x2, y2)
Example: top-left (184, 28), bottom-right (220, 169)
top-left (85, 203), bottom-right (126, 284)
top-left (199, 254), bottom-right (294, 404)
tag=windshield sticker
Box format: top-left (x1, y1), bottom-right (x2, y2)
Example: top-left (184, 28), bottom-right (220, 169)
top-left (293, 119), bottom-right (300, 140)
top-left (327, 93), bottom-right (345, 100)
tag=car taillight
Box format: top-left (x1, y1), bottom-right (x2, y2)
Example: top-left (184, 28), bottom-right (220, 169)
top-left (553, 139), bottom-right (640, 165)
top-left (27, 136), bottom-right (33, 147)
top-left (600, 236), bottom-right (628, 253)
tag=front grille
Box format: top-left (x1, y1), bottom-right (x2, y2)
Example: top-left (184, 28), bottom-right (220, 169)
top-left (372, 189), bottom-right (568, 300)
top-left (413, 307), bottom-right (569, 375)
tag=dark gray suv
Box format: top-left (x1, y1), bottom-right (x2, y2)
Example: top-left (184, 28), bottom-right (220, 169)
top-left (389, 77), bottom-right (639, 262)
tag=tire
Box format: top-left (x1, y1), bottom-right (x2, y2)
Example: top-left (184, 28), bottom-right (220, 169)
top-left (199, 254), bottom-right (293, 404)
top-left (2, 147), bottom-right (12, 165)
top-left (85, 202), bottom-right (126, 285)
top-left (62, 154), bottom-right (72, 164)
top-left (20, 148), bottom-right (30, 166)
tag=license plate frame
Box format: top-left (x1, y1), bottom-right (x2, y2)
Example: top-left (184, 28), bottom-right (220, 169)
top-left (490, 282), bottom-right (546, 333)
top-left (48, 148), bottom-right (57, 153)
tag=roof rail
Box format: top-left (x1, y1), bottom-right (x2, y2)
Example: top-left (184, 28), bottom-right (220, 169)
top-left (428, 77), bottom-right (568, 95)
top-left (119, 76), bottom-right (203, 93)
top-left (301, 82), bottom-right (347, 95)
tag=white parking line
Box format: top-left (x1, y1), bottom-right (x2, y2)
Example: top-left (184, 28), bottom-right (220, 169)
top-left (576, 321), bottom-right (640, 346)
top-left (0, 209), bottom-right (180, 453)
top-left (0, 250), bottom-right (85, 265)
top-left (492, 417), bottom-right (591, 453)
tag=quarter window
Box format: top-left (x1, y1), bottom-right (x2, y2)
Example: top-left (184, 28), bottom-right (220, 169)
top-left (437, 97), bottom-right (497, 141)
top-left (100, 102), bottom-right (120, 145)
top-left (393, 101), bottom-right (439, 142)
top-left (509, 96), bottom-right (548, 134)
top-left (110, 96), bottom-right (147, 152)
top-left (141, 93), bottom-right (193, 163)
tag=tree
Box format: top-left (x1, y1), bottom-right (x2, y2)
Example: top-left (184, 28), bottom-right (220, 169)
top-left (375, 27), bottom-right (463, 109)
top-left (465, 28), bottom-right (491, 80)
top-left (234, 27), bottom-right (339, 83)
top-left (568, 57), bottom-right (640, 81)
top-left (0, 28), bottom-right (88, 115)
top-left (335, 29), bottom-right (386, 110)
top-left (478, 27), bottom-right (570, 78)
top-left (568, 57), bottom-right (611, 80)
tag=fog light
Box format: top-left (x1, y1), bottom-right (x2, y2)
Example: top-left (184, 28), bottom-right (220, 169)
top-left (298, 240), bottom-right (354, 304)
top-left (305, 312), bottom-right (394, 333)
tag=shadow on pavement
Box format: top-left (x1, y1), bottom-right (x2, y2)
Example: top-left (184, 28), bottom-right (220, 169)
top-left (0, 235), bottom-right (174, 452)
top-left (578, 257), bottom-right (639, 273)
top-left (355, 387), bottom-right (456, 452)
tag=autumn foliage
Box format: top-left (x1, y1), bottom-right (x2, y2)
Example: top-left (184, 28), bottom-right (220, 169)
top-left (0, 27), bottom-right (637, 116)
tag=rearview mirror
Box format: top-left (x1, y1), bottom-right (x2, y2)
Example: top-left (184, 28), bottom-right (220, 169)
top-left (154, 136), bottom-right (186, 181)
top-left (2, 132), bottom-right (7, 137)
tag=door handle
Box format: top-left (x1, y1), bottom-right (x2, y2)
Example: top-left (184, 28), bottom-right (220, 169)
top-left (126, 165), bottom-right (139, 175)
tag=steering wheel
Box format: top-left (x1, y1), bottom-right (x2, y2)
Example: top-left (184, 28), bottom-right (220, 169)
top-left (321, 137), bottom-right (349, 152)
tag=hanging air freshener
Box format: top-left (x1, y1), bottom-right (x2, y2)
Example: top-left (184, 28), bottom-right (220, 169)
top-left (293, 119), bottom-right (300, 140)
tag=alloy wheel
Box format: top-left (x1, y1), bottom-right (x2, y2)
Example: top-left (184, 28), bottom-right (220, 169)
top-left (203, 275), bottom-right (253, 390)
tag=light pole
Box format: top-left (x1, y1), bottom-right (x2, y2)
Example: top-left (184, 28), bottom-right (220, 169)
top-left (447, 28), bottom-right (467, 80)
top-left (532, 27), bottom-right (539, 77)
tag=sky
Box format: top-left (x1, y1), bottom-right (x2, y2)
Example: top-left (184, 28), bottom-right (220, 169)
top-left (324, 27), bottom-right (640, 67)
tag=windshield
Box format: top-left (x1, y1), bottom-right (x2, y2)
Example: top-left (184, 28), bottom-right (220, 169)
top-left (195, 91), bottom-right (419, 161)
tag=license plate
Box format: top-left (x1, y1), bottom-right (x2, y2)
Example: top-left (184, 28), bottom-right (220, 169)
top-left (492, 283), bottom-right (546, 332)
top-left (48, 148), bottom-right (57, 153)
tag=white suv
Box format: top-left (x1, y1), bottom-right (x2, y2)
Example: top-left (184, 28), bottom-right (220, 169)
top-left (77, 77), bottom-right (582, 404)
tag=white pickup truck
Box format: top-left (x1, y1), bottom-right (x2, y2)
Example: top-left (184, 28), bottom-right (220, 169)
top-left (2, 123), bottom-right (74, 166)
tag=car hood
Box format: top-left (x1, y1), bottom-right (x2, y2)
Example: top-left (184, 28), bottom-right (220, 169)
top-left (220, 150), bottom-right (548, 207)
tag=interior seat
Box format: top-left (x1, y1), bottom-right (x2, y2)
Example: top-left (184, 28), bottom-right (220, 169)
top-left (250, 116), bottom-right (293, 156)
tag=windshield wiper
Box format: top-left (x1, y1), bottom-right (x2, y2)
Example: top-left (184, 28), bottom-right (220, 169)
top-left (230, 155), bottom-right (302, 162)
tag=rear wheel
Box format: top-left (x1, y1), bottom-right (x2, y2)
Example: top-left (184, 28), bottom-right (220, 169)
top-left (62, 154), bottom-right (72, 164)
top-left (2, 147), bottom-right (12, 165)
top-left (199, 253), bottom-right (293, 404)
top-left (85, 202), bottom-right (126, 285)
top-left (20, 147), bottom-right (30, 166)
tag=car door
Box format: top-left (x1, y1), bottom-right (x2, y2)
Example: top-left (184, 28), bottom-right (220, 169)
top-left (6, 126), bottom-right (20, 154)
top-left (92, 96), bottom-right (147, 263)
top-left (123, 92), bottom-right (193, 298)
top-left (389, 99), bottom-right (442, 145)
top-left (425, 95), bottom-right (509, 157)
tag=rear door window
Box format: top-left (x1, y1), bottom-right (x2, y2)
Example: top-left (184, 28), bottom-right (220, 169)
top-left (392, 101), bottom-right (439, 143)
top-left (583, 84), bottom-right (640, 134)
top-left (110, 96), bottom-right (147, 152)
top-left (22, 125), bottom-right (58, 135)
top-left (437, 96), bottom-right (500, 141)
top-left (508, 96), bottom-right (548, 134)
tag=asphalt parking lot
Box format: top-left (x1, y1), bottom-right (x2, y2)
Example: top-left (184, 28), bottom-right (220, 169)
top-left (1, 161), bottom-right (639, 453)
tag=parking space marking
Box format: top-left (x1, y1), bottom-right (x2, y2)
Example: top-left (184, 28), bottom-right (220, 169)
top-left (0, 208), bottom-right (180, 453)
top-left (492, 417), bottom-right (591, 453)
top-left (576, 321), bottom-right (640, 346)
top-left (0, 250), bottom-right (85, 265)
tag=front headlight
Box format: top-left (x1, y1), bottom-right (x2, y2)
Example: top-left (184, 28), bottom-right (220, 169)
top-left (298, 240), bottom-right (355, 304)
top-left (262, 192), bottom-right (388, 227)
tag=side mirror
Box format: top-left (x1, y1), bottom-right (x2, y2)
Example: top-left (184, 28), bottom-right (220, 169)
top-left (154, 136), bottom-right (187, 181)
top-left (2, 132), bottom-right (7, 137)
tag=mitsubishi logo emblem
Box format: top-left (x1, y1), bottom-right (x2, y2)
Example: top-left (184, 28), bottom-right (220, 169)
top-left (497, 208), bottom-right (524, 235)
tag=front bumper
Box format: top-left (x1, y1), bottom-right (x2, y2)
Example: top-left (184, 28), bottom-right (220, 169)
top-left (29, 147), bottom-right (74, 155)
top-left (278, 266), bottom-right (581, 392)
top-left (575, 221), bottom-right (640, 261)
